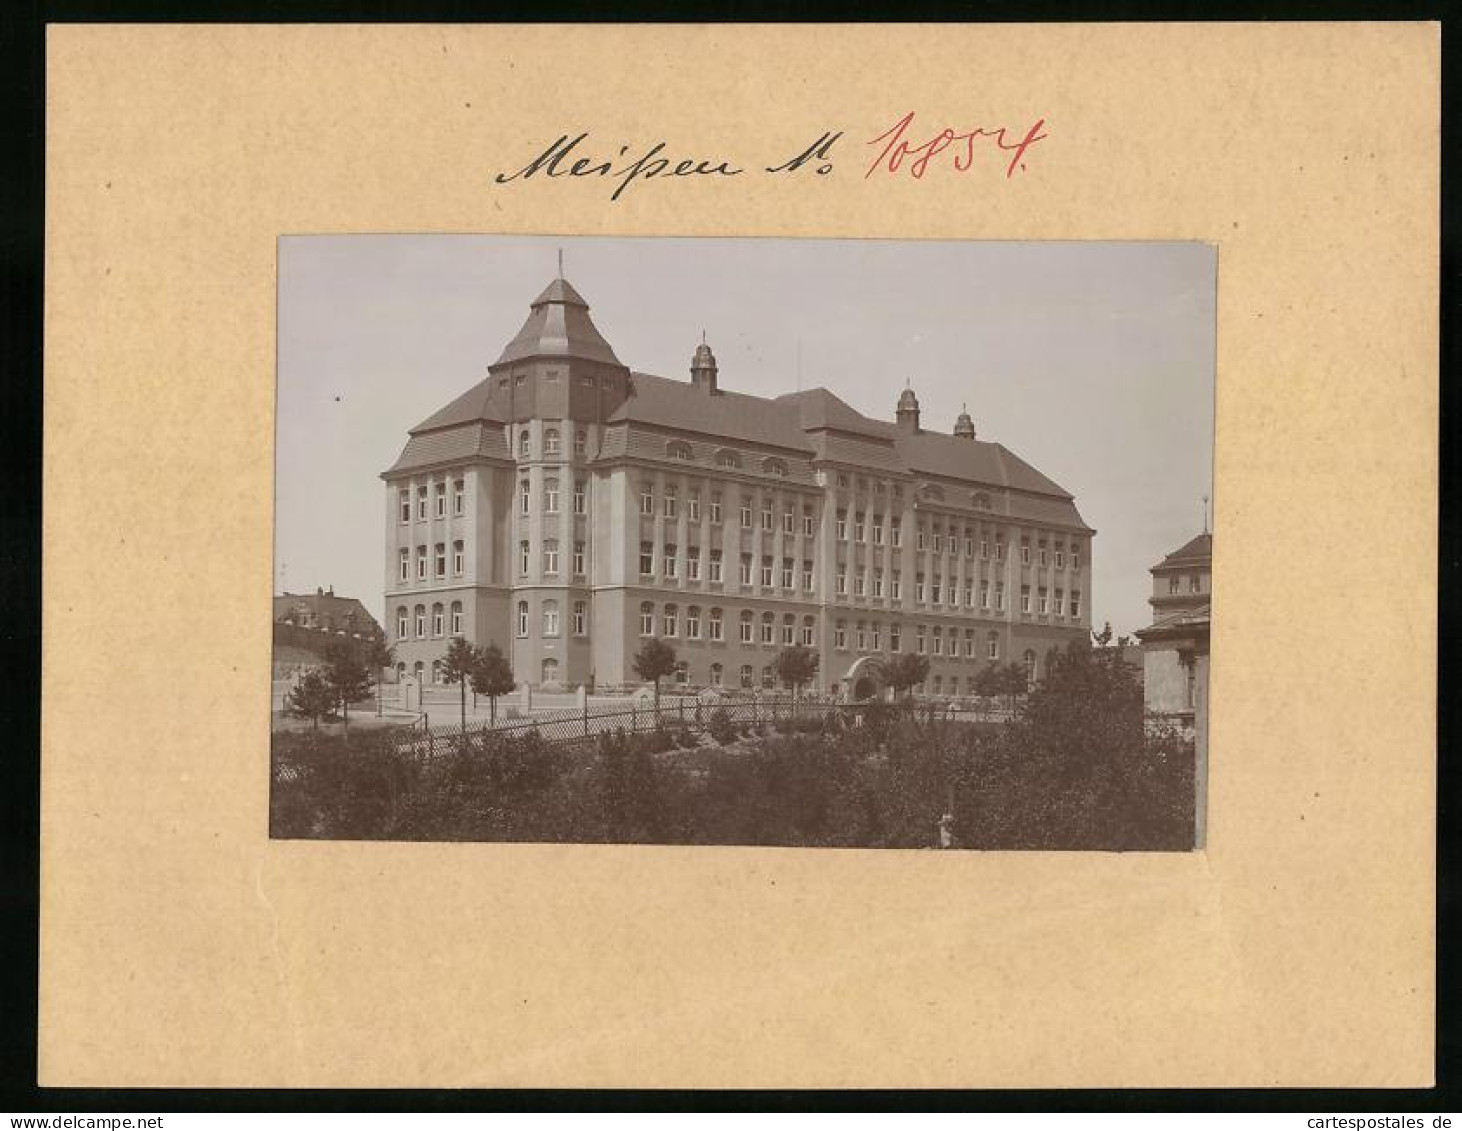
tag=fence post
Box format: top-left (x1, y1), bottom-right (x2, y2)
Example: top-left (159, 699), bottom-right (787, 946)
top-left (632, 701), bottom-right (638, 734)
top-left (679, 697), bottom-right (685, 725)
top-left (753, 692), bottom-right (759, 727)
top-left (583, 698), bottom-right (590, 739)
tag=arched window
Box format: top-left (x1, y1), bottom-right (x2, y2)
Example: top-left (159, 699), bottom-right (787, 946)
top-left (710, 662), bottom-right (723, 686)
top-left (431, 603), bottom-right (444, 637)
top-left (972, 491), bottom-right (991, 510)
top-left (396, 662), bottom-right (406, 682)
top-left (662, 603), bottom-right (678, 637)
top-left (709, 607), bottom-right (724, 641)
top-left (921, 483), bottom-right (945, 502)
top-left (396, 606), bottom-right (409, 640)
top-left (639, 602), bottom-right (655, 637)
top-left (667, 440), bottom-right (693, 461)
top-left (715, 448), bottom-right (741, 468)
top-left (431, 659), bottom-right (442, 685)
top-left (544, 428), bottom-right (561, 456)
top-left (412, 660), bottom-right (424, 683)
top-left (516, 600), bottom-right (529, 638)
top-left (414, 604), bottom-right (426, 639)
top-left (801, 615), bottom-right (815, 647)
top-left (542, 599), bottom-right (559, 637)
top-left (739, 664), bottom-right (754, 689)
top-left (450, 601), bottom-right (463, 636)
top-left (541, 657), bottom-right (560, 685)
top-left (739, 610), bottom-right (754, 643)
top-left (574, 429), bottom-right (587, 456)
top-left (987, 631), bottom-right (1000, 661)
top-left (782, 613), bottom-right (795, 645)
top-left (1024, 648), bottom-right (1038, 685)
top-left (519, 429), bottom-right (530, 457)
top-left (760, 611), bottom-right (775, 645)
top-left (762, 457), bottom-right (788, 477)
top-left (686, 605), bottom-right (701, 638)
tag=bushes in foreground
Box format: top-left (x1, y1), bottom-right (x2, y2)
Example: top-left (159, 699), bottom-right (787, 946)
top-left (271, 679), bottom-right (1195, 850)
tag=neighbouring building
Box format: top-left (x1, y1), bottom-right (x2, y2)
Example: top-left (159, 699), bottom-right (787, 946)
top-left (274, 585), bottom-right (383, 638)
top-left (273, 586), bottom-right (387, 678)
top-left (380, 273), bottom-right (1094, 695)
top-left (1135, 530), bottom-right (1211, 846)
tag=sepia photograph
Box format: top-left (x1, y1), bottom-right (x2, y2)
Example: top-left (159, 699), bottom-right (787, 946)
top-left (270, 235), bottom-right (1215, 851)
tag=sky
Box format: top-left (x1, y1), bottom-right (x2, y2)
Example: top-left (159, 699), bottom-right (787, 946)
top-left (276, 235), bottom-right (1215, 638)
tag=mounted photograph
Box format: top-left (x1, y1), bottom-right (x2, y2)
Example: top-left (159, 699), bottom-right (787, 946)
top-left (270, 235), bottom-right (1215, 851)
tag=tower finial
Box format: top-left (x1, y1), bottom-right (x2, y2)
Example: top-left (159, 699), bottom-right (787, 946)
top-left (1202, 494), bottom-right (1210, 534)
top-left (556, 248), bottom-right (564, 279)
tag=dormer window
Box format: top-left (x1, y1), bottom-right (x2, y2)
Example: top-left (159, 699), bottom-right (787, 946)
top-left (972, 491), bottom-right (990, 509)
top-left (668, 440), bottom-right (693, 461)
top-left (762, 457), bottom-right (788, 477)
top-left (716, 448), bottom-right (741, 469)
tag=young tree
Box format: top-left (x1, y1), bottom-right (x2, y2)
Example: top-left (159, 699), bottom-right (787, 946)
top-left (441, 636), bottom-right (479, 732)
top-left (882, 652), bottom-right (931, 701)
top-left (324, 642), bottom-right (373, 730)
top-left (285, 668), bottom-right (337, 731)
top-left (632, 637), bottom-right (679, 715)
top-left (470, 643), bottom-right (516, 726)
top-left (772, 644), bottom-right (820, 715)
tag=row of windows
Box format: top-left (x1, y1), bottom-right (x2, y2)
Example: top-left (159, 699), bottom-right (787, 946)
top-left (398, 479), bottom-right (466, 523)
top-left (635, 603), bottom-right (818, 646)
top-left (663, 441), bottom-right (790, 477)
top-left (514, 599), bottom-right (588, 638)
top-left (519, 539), bottom-right (586, 577)
top-left (399, 541), bottom-right (466, 582)
top-left (1168, 574), bottom-right (1206, 594)
top-left (517, 426), bottom-right (588, 459)
top-left (520, 477), bottom-right (587, 516)
top-left (396, 601), bottom-right (465, 640)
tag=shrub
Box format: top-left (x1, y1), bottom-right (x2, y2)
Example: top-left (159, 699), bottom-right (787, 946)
top-left (706, 707), bottom-right (737, 745)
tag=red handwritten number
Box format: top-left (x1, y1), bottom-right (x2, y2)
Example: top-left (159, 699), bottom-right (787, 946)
top-left (865, 112), bottom-right (1048, 180)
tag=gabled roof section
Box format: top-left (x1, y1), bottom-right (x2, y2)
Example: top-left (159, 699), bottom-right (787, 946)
top-left (1153, 532), bottom-right (1212, 570)
top-left (410, 375), bottom-right (500, 433)
top-left (383, 422), bottom-right (509, 476)
top-left (610, 372), bottom-right (814, 453)
top-left (893, 431), bottom-right (1073, 498)
top-left (493, 275), bottom-right (623, 367)
top-left (776, 388), bottom-right (890, 438)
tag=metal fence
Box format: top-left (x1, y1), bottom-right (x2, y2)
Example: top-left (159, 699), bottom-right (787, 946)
top-left (395, 694), bottom-right (855, 759)
top-left (389, 693), bottom-right (1016, 760)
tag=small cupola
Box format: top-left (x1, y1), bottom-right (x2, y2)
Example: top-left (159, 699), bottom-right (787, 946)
top-left (896, 382), bottom-right (920, 433)
top-left (691, 335), bottom-right (718, 394)
top-left (954, 403), bottom-right (976, 440)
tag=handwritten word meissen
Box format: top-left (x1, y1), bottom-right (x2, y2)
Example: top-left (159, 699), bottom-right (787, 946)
top-left (493, 116), bottom-right (1049, 202)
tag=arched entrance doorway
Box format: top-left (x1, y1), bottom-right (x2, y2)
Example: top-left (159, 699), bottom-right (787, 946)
top-left (844, 655), bottom-right (885, 702)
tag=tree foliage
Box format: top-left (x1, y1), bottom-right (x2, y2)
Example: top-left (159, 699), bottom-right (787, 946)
top-left (772, 644), bottom-right (820, 706)
top-left (882, 652), bottom-right (931, 699)
top-left (632, 637), bottom-right (678, 711)
top-left (285, 669), bottom-right (337, 730)
top-left (323, 642), bottom-right (373, 728)
top-left (440, 636), bottom-right (478, 730)
top-left (470, 643), bottom-right (516, 725)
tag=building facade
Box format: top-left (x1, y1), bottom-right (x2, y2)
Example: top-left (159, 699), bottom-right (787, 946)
top-left (1135, 531), bottom-right (1211, 729)
top-left (381, 274), bottom-right (1094, 695)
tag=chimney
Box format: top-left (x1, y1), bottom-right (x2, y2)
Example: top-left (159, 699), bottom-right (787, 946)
top-left (317, 586), bottom-right (324, 596)
top-left (327, 584), bottom-right (334, 597)
top-left (895, 383), bottom-right (920, 434)
top-left (690, 337), bottom-right (718, 394)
